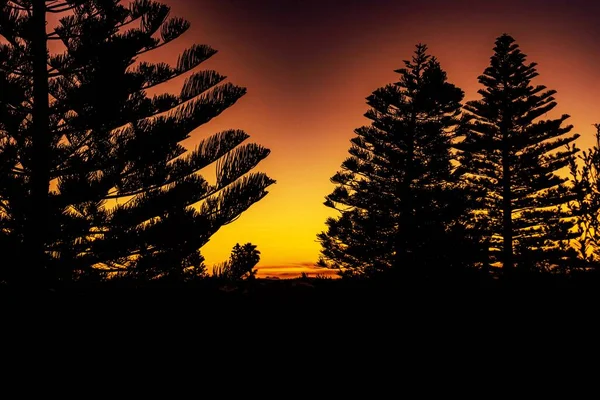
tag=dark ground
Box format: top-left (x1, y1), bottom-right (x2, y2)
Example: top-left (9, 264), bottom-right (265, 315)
top-left (1, 274), bottom-right (597, 375)
top-left (3, 272), bottom-right (599, 322)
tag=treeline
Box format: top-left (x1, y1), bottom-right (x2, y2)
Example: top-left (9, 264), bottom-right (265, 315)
top-left (1, 1), bottom-right (599, 290)
top-left (318, 35), bottom-right (600, 281)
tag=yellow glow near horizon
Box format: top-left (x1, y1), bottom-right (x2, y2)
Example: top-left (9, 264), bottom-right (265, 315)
top-left (40, 1), bottom-right (600, 277)
top-left (182, 0), bottom-right (600, 274)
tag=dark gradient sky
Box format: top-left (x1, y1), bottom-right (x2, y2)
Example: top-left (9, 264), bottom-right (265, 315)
top-left (141, 0), bottom-right (600, 277)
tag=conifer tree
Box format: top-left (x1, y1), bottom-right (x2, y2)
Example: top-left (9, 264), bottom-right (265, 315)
top-left (318, 44), bottom-right (477, 278)
top-left (568, 124), bottom-right (600, 269)
top-left (456, 34), bottom-right (579, 273)
top-left (0, 0), bottom-right (274, 285)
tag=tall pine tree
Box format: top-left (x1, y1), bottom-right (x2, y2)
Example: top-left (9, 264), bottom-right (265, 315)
top-left (456, 34), bottom-right (579, 274)
top-left (318, 44), bottom-right (477, 278)
top-left (0, 0), bottom-right (274, 285)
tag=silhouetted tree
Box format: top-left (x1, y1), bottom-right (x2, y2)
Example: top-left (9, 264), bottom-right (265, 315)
top-left (456, 34), bottom-right (579, 274)
top-left (213, 242), bottom-right (260, 281)
top-left (318, 44), bottom-right (479, 278)
top-left (0, 0), bottom-right (274, 286)
top-left (568, 124), bottom-right (600, 270)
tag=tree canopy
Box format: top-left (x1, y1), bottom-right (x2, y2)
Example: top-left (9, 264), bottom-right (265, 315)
top-left (0, 0), bottom-right (274, 285)
top-left (456, 33), bottom-right (579, 273)
top-left (318, 44), bottom-right (477, 278)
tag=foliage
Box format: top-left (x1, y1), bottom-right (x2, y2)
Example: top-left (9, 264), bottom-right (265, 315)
top-left (0, 0), bottom-right (274, 285)
top-left (568, 124), bottom-right (600, 270)
top-left (456, 34), bottom-right (579, 273)
top-left (318, 44), bottom-right (481, 278)
top-left (212, 242), bottom-right (260, 281)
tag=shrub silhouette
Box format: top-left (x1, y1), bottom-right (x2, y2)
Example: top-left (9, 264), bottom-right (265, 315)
top-left (213, 243), bottom-right (260, 281)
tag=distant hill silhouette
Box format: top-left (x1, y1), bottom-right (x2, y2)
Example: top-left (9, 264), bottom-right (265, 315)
top-left (256, 263), bottom-right (340, 279)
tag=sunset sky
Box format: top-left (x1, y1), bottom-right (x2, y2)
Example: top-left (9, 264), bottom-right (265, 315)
top-left (135, 0), bottom-right (600, 278)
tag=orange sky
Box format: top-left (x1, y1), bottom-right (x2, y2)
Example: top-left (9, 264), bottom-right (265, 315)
top-left (109, 0), bottom-right (600, 277)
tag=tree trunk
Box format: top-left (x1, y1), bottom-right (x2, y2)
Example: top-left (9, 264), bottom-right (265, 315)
top-left (27, 0), bottom-right (51, 287)
top-left (502, 124), bottom-right (513, 272)
top-left (394, 114), bottom-right (416, 272)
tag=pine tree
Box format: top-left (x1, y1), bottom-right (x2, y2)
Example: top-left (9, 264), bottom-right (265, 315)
top-left (0, 0), bottom-right (274, 285)
top-left (456, 34), bottom-right (579, 274)
top-left (568, 124), bottom-right (600, 269)
top-left (318, 44), bottom-right (476, 278)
